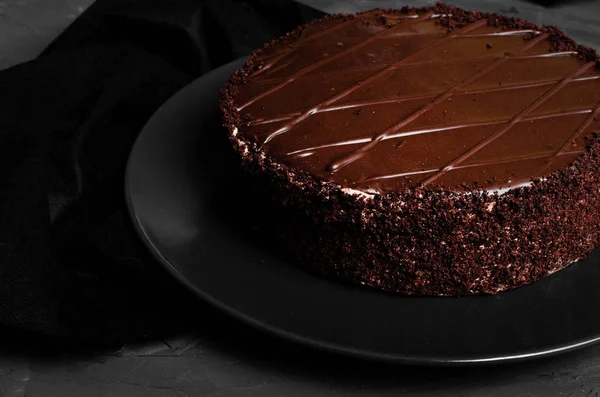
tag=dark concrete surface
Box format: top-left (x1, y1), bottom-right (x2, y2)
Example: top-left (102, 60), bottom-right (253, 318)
top-left (2, 0), bottom-right (600, 395)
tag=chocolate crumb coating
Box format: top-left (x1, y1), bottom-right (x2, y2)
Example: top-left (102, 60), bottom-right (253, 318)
top-left (220, 3), bottom-right (600, 295)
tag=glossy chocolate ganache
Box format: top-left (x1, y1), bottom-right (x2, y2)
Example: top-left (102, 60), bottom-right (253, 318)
top-left (230, 7), bottom-right (600, 194)
top-left (221, 4), bottom-right (600, 295)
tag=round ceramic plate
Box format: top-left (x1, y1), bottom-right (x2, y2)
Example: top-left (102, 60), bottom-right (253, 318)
top-left (125, 57), bottom-right (600, 365)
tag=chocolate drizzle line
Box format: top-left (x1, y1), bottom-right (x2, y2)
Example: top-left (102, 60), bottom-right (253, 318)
top-left (237, 12), bottom-right (430, 112)
top-left (261, 17), bottom-right (488, 144)
top-left (251, 17), bottom-right (359, 78)
top-left (327, 31), bottom-right (550, 174)
top-left (252, 73), bottom-right (599, 130)
top-left (421, 61), bottom-right (595, 185)
top-left (537, 101), bottom-right (600, 175)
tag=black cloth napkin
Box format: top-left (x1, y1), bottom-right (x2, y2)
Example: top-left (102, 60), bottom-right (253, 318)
top-left (0, 0), bottom-right (324, 347)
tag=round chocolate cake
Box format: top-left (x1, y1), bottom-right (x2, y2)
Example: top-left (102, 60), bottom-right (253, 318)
top-left (220, 3), bottom-right (600, 295)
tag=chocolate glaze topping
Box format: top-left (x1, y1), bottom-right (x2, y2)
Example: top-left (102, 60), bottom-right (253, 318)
top-left (231, 6), bottom-right (600, 194)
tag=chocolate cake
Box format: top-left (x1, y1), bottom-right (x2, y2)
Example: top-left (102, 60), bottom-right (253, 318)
top-left (220, 3), bottom-right (600, 295)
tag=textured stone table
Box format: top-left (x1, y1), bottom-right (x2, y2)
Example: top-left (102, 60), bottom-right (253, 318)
top-left (2, 0), bottom-right (600, 396)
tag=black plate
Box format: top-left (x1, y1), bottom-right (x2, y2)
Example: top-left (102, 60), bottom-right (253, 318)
top-left (125, 57), bottom-right (600, 365)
